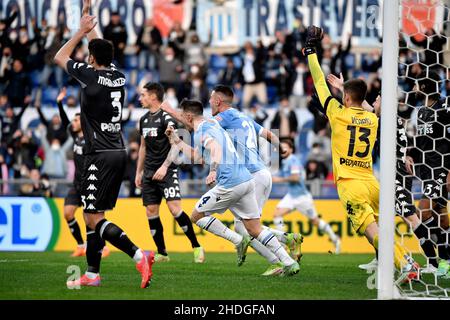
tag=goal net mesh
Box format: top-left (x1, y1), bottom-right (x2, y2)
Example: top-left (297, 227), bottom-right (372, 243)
top-left (394, 0), bottom-right (450, 298)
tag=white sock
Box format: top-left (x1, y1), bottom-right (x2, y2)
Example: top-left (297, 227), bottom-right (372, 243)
top-left (318, 219), bottom-right (338, 243)
top-left (234, 219), bottom-right (279, 264)
top-left (257, 229), bottom-right (296, 266)
top-left (197, 216), bottom-right (242, 246)
top-left (263, 226), bottom-right (288, 244)
top-left (273, 216), bottom-right (284, 231)
top-left (133, 249), bottom-right (144, 263)
top-left (85, 271), bottom-right (98, 279)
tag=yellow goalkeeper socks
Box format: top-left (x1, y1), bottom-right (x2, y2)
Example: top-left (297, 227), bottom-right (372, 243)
top-left (372, 234), bottom-right (408, 270)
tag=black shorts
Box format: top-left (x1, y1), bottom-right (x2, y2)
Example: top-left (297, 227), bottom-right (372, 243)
top-left (81, 151), bottom-right (127, 213)
top-left (142, 168), bottom-right (181, 206)
top-left (418, 166), bottom-right (448, 209)
top-left (64, 185), bottom-right (82, 207)
top-left (395, 161), bottom-right (416, 217)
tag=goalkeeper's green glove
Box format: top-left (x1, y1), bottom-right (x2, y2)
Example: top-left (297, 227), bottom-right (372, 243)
top-left (303, 25), bottom-right (324, 56)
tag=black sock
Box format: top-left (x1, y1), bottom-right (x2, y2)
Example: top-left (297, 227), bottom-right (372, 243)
top-left (436, 229), bottom-right (450, 260)
top-left (148, 216), bottom-right (167, 255)
top-left (425, 217), bottom-right (450, 261)
top-left (86, 226), bottom-right (105, 273)
top-left (414, 223), bottom-right (438, 267)
top-left (175, 211), bottom-right (201, 248)
top-left (95, 219), bottom-right (139, 259)
top-left (67, 218), bottom-right (84, 245)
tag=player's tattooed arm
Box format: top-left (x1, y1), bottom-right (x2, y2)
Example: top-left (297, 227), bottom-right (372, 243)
top-left (205, 139), bottom-right (221, 186)
top-left (165, 126), bottom-right (203, 164)
top-left (259, 128), bottom-right (288, 157)
top-left (135, 136), bottom-right (146, 188)
top-left (153, 144), bottom-right (179, 181)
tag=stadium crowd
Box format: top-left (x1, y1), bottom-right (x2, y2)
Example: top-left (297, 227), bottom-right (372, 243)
top-left (0, 6), bottom-right (448, 197)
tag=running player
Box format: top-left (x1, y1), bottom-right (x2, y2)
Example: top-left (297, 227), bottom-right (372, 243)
top-left (208, 85), bottom-right (303, 275)
top-left (55, 5), bottom-right (153, 288)
top-left (273, 138), bottom-right (341, 254)
top-left (56, 87), bottom-right (109, 258)
top-left (136, 82), bottom-right (204, 263)
top-left (304, 25), bottom-right (418, 281)
top-left (165, 99), bottom-right (300, 276)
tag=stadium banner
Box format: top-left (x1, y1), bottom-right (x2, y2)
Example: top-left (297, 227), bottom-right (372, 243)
top-left (0, 197), bottom-right (420, 253)
top-left (196, 0), bottom-right (446, 47)
top-left (0, 0), bottom-right (193, 44)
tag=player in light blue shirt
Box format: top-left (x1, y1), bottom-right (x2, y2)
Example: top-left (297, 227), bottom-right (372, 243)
top-left (165, 99), bottom-right (300, 275)
top-left (209, 85), bottom-right (303, 275)
top-left (272, 138), bottom-right (340, 254)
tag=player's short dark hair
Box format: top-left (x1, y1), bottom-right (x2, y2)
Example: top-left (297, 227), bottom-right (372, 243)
top-left (180, 99), bottom-right (204, 116)
top-left (74, 113), bottom-right (80, 117)
top-left (143, 82), bottom-right (165, 102)
top-left (280, 137), bottom-right (295, 153)
top-left (213, 85), bottom-right (234, 101)
top-left (417, 70), bottom-right (441, 100)
top-left (343, 79), bottom-right (367, 105)
top-left (88, 39), bottom-right (114, 67)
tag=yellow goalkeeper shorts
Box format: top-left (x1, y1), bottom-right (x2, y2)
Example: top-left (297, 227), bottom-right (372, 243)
top-left (336, 178), bottom-right (380, 235)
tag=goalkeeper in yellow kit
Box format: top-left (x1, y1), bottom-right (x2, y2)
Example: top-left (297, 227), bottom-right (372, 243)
top-left (304, 26), bottom-right (419, 282)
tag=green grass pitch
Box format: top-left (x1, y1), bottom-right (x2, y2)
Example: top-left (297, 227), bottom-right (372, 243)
top-left (0, 251), bottom-right (383, 300)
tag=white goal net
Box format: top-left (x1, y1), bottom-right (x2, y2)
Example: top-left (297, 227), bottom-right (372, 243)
top-left (380, 0), bottom-right (450, 299)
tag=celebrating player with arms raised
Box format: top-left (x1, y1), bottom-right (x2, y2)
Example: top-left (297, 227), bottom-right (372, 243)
top-left (304, 26), bottom-right (418, 281)
top-left (55, 0), bottom-right (154, 289)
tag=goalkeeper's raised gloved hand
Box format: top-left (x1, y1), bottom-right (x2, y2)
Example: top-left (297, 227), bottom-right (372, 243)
top-left (303, 25), bottom-right (323, 56)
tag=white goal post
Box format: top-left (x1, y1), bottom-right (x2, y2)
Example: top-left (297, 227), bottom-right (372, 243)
top-left (378, 0), bottom-right (400, 300)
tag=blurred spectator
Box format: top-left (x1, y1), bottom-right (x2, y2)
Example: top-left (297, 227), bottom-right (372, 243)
top-left (35, 104), bottom-right (68, 144)
top-left (187, 76), bottom-right (209, 106)
top-left (0, 47), bottom-right (13, 94)
top-left (158, 46), bottom-right (184, 100)
top-left (410, 28), bottom-right (446, 67)
top-left (265, 48), bottom-right (291, 98)
top-left (0, 149), bottom-right (9, 194)
top-left (6, 129), bottom-right (38, 178)
top-left (103, 12), bottom-right (128, 67)
top-left (269, 31), bottom-right (290, 59)
top-left (307, 141), bottom-right (331, 171)
top-left (19, 168), bottom-right (52, 197)
top-left (168, 21), bottom-right (187, 60)
top-left (362, 49), bottom-right (382, 74)
top-left (124, 141), bottom-right (140, 197)
top-left (289, 58), bottom-right (311, 109)
top-left (1, 103), bottom-right (28, 144)
top-left (136, 18), bottom-right (162, 70)
top-left (249, 103), bottom-right (268, 126)
top-left (287, 18), bottom-right (307, 56)
top-left (10, 26), bottom-right (36, 67)
top-left (183, 32), bottom-right (208, 71)
top-left (38, 125), bottom-right (73, 179)
top-left (0, 7), bottom-right (19, 49)
top-left (240, 41), bottom-right (267, 109)
top-left (270, 97), bottom-right (298, 139)
top-left (331, 35), bottom-right (352, 79)
top-left (305, 159), bottom-right (329, 180)
top-left (4, 59), bottom-right (31, 107)
top-left (219, 58), bottom-right (240, 88)
top-left (40, 26), bottom-right (65, 88)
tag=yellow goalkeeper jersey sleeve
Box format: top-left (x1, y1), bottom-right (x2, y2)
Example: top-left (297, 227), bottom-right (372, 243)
top-left (307, 53), bottom-right (379, 183)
